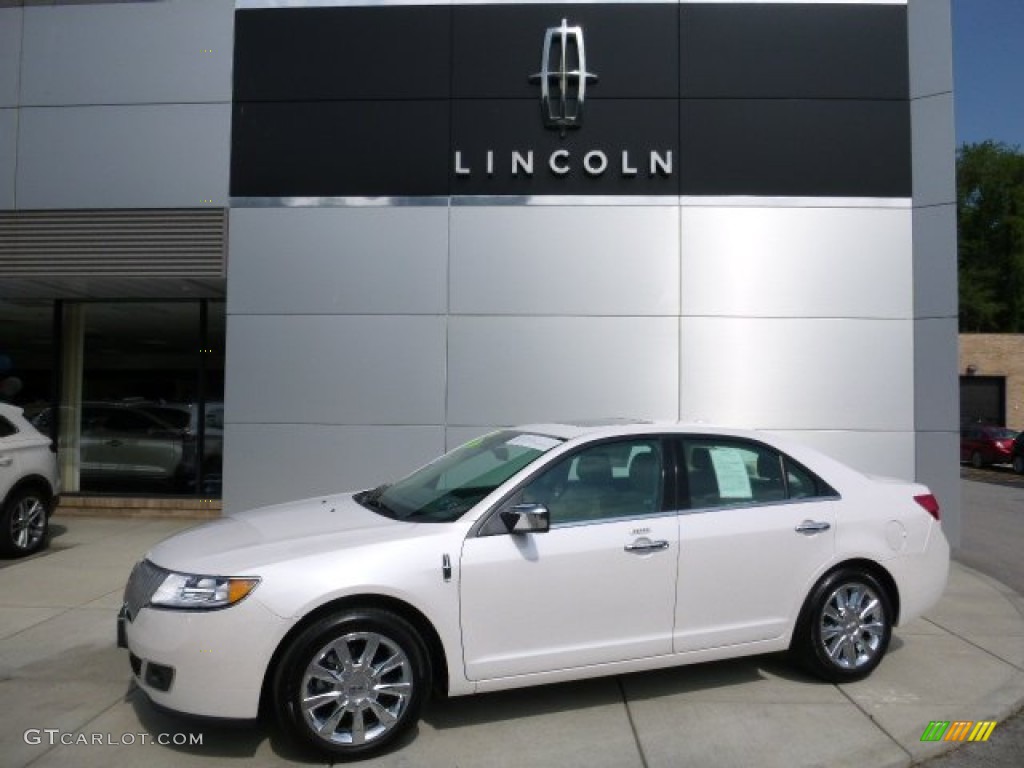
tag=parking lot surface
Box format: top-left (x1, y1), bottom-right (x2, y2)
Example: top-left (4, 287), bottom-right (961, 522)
top-left (2, 513), bottom-right (1022, 768)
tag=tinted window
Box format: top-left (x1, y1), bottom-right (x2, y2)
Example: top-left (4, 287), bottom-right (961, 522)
top-left (683, 438), bottom-right (835, 510)
top-left (0, 415), bottom-right (17, 439)
top-left (506, 439), bottom-right (664, 526)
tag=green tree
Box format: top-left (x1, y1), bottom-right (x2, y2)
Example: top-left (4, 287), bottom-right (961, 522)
top-left (957, 141), bottom-right (1024, 332)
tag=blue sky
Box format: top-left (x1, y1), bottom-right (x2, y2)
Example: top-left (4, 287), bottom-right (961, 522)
top-left (953, 0), bottom-right (1024, 149)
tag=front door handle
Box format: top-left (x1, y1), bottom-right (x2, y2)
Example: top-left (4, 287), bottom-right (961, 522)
top-left (624, 538), bottom-right (669, 554)
top-left (0, 455), bottom-right (12, 467)
top-left (795, 520), bottom-right (831, 535)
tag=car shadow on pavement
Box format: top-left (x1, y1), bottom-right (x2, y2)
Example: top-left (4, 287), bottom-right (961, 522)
top-left (123, 644), bottom-right (911, 762)
top-left (126, 683), bottom-right (321, 764)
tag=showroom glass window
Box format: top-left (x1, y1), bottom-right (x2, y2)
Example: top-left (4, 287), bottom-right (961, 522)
top-left (34, 301), bottom-right (227, 498)
top-left (0, 301), bottom-right (56, 413)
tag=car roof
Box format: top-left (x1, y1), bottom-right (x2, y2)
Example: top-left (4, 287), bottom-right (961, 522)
top-left (516, 420), bottom-right (775, 443)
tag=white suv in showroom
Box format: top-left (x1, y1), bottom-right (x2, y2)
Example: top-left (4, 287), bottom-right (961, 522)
top-left (0, 403), bottom-right (59, 557)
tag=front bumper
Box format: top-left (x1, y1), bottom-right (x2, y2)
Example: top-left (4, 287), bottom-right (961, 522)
top-left (119, 596), bottom-right (292, 719)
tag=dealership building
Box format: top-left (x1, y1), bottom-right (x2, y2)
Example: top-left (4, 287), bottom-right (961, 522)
top-left (0, 0), bottom-right (960, 541)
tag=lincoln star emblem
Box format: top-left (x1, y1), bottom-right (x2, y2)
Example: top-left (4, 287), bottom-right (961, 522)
top-left (530, 19), bottom-right (598, 135)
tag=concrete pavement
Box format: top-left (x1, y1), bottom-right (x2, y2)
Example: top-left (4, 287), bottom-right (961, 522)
top-left (1, 515), bottom-right (1022, 768)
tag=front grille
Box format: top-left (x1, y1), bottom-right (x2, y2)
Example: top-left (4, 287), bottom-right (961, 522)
top-left (123, 560), bottom-right (167, 620)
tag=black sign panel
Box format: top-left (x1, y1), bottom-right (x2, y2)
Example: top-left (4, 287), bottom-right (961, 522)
top-left (231, 3), bottom-right (911, 199)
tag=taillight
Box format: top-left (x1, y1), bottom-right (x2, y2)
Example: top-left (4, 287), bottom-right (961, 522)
top-left (914, 493), bottom-right (941, 521)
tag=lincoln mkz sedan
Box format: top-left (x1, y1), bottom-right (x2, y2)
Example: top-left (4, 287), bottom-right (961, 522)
top-left (119, 421), bottom-right (949, 759)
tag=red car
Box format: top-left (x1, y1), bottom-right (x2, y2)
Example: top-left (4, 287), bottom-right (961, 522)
top-left (960, 425), bottom-right (1019, 468)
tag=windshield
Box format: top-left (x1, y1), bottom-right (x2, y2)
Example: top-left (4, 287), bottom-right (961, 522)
top-left (358, 430), bottom-right (563, 523)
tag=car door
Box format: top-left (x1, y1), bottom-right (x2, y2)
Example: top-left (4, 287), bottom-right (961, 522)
top-left (673, 437), bottom-right (838, 653)
top-left (460, 437), bottom-right (679, 681)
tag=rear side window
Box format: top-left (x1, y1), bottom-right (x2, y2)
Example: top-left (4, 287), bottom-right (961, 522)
top-left (682, 438), bottom-right (836, 510)
top-left (0, 415), bottom-right (17, 438)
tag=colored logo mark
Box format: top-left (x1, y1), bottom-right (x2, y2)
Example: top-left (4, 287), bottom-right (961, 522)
top-left (920, 720), bottom-right (998, 742)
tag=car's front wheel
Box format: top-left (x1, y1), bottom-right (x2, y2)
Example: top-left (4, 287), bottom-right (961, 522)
top-left (0, 486), bottom-right (50, 558)
top-left (1013, 455), bottom-right (1024, 475)
top-left (971, 451), bottom-right (985, 469)
top-left (273, 608), bottom-right (430, 760)
top-left (791, 567), bottom-right (893, 683)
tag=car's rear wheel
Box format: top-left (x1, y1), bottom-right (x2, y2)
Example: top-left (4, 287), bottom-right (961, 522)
top-left (791, 567), bottom-right (893, 683)
top-left (273, 608), bottom-right (429, 760)
top-left (970, 451), bottom-right (985, 469)
top-left (0, 486), bottom-right (50, 558)
top-left (1014, 455), bottom-right (1024, 475)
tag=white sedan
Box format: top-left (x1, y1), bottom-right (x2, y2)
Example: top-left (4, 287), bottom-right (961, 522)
top-left (119, 421), bottom-right (949, 759)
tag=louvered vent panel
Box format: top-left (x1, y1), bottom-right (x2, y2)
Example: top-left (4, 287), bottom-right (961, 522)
top-left (0, 209), bottom-right (226, 277)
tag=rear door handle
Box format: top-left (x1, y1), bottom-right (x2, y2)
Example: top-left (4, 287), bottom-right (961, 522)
top-left (0, 455), bottom-right (12, 467)
top-left (795, 520), bottom-right (831, 535)
top-left (624, 539), bottom-right (670, 554)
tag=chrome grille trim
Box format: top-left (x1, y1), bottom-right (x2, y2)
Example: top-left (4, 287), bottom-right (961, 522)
top-left (123, 560), bottom-right (168, 621)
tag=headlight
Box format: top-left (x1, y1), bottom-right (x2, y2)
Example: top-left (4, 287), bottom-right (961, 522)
top-left (150, 572), bottom-right (260, 610)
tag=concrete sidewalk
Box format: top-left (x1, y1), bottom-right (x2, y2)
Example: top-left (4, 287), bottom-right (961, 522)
top-left (1, 516), bottom-right (1022, 768)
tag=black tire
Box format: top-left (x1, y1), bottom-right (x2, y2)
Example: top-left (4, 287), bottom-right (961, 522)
top-left (0, 486), bottom-right (51, 558)
top-left (790, 567), bottom-right (893, 683)
top-left (971, 451), bottom-right (985, 469)
top-left (1013, 455), bottom-right (1024, 475)
top-left (273, 608), bottom-right (430, 760)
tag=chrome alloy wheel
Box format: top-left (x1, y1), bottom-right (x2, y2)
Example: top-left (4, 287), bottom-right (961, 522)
top-left (819, 582), bottom-right (887, 670)
top-left (300, 631), bottom-right (414, 746)
top-left (10, 493), bottom-right (47, 552)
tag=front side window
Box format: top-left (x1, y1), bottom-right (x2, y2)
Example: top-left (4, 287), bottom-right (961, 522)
top-left (359, 430), bottom-right (563, 523)
top-left (683, 438), bottom-right (835, 510)
top-left (501, 439), bottom-right (665, 527)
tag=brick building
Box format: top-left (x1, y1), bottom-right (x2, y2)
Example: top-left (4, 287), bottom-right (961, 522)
top-left (959, 334), bottom-right (1024, 430)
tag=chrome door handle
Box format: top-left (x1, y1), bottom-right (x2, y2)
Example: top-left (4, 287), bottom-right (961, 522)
top-left (624, 539), bottom-right (669, 554)
top-left (795, 520), bottom-right (831, 535)
top-left (0, 456), bottom-right (12, 467)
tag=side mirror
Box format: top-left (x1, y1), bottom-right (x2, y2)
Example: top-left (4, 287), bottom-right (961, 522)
top-left (500, 503), bottom-right (550, 535)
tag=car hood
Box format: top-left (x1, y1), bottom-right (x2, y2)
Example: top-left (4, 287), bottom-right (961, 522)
top-left (146, 493), bottom-right (428, 574)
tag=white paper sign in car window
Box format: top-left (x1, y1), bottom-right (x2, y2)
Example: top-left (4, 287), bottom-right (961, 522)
top-left (710, 448), bottom-right (753, 499)
top-left (507, 434), bottom-right (562, 453)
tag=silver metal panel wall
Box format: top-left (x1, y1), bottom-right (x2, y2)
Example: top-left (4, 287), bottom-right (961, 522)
top-left (446, 316), bottom-right (680, 427)
top-left (227, 208), bottom-right (448, 316)
top-left (679, 316), bottom-right (914, 432)
top-left (766, 429), bottom-right (916, 483)
top-left (0, 9), bottom-right (20, 108)
top-left (912, 204), bottom-right (958, 319)
top-left (680, 206), bottom-right (913, 319)
top-left (225, 315), bottom-right (447, 426)
top-left (916, 431), bottom-right (960, 545)
top-left (908, 0), bottom-right (954, 100)
top-left (449, 206), bottom-right (680, 316)
top-left (225, 424), bottom-right (445, 513)
top-left (16, 105), bottom-right (231, 209)
top-left (909, 0), bottom-right (958, 543)
top-left (19, 0), bottom-right (233, 106)
top-left (0, 109), bottom-right (14, 209)
top-left (915, 318), bottom-right (959, 433)
top-left (911, 93), bottom-right (957, 209)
